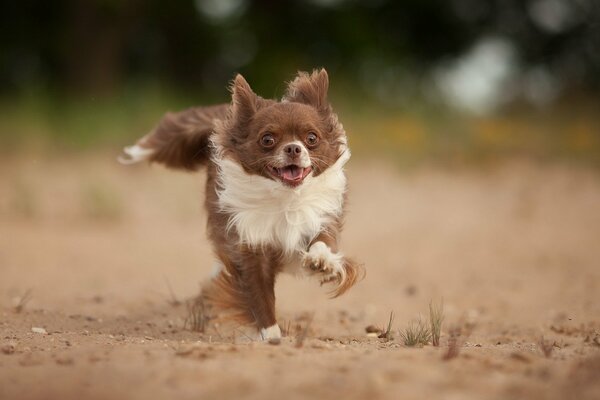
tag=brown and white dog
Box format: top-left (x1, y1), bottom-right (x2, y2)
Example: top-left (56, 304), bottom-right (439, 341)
top-left (120, 69), bottom-right (362, 340)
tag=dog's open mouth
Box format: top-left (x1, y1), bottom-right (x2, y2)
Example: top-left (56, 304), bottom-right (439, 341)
top-left (269, 165), bottom-right (312, 187)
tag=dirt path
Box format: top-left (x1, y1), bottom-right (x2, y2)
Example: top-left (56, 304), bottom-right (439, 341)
top-left (1, 155), bottom-right (599, 400)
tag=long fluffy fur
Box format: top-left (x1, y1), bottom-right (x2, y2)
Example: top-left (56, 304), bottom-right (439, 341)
top-left (213, 148), bottom-right (350, 255)
top-left (121, 69), bottom-right (363, 337)
top-left (119, 104), bottom-right (228, 170)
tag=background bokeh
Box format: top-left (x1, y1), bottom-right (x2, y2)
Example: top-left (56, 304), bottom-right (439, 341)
top-left (2, 3), bottom-right (600, 399)
top-left (1, 0), bottom-right (599, 164)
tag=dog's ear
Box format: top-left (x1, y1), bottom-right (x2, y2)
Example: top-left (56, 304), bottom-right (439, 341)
top-left (230, 74), bottom-right (259, 124)
top-left (283, 68), bottom-right (330, 111)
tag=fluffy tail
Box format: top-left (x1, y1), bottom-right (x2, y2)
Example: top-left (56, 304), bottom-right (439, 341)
top-left (328, 257), bottom-right (365, 298)
top-left (119, 104), bottom-right (229, 171)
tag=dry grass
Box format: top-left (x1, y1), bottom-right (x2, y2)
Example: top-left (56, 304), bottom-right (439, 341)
top-left (538, 336), bottom-right (555, 358)
top-left (13, 289), bottom-right (33, 313)
top-left (443, 323), bottom-right (474, 361)
top-left (429, 299), bottom-right (444, 346)
top-left (295, 313), bottom-right (314, 348)
top-left (280, 319), bottom-right (292, 337)
top-left (183, 297), bottom-right (210, 333)
top-left (400, 317), bottom-right (431, 347)
top-left (163, 277), bottom-right (182, 307)
top-left (378, 311), bottom-right (395, 341)
top-left (443, 326), bottom-right (462, 360)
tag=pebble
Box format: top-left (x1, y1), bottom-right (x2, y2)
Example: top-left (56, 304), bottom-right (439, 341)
top-left (365, 325), bottom-right (382, 334)
top-left (31, 327), bottom-right (47, 335)
top-left (1, 342), bottom-right (17, 354)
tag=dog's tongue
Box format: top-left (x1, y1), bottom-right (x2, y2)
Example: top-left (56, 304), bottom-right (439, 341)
top-left (281, 165), bottom-right (303, 181)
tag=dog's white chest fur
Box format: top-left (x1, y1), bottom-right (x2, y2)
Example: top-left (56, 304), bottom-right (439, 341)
top-left (215, 151), bottom-right (350, 254)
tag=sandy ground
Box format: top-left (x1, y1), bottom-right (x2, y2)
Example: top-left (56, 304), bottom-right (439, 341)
top-left (1, 153), bottom-right (599, 400)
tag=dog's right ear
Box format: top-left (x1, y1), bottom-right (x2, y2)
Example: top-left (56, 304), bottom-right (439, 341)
top-left (230, 74), bottom-right (259, 125)
top-left (283, 68), bottom-right (330, 112)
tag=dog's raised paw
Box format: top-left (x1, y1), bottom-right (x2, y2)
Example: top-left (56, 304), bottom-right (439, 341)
top-left (303, 241), bottom-right (346, 285)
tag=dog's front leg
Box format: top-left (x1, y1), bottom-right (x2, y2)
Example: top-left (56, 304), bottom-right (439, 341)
top-left (234, 254), bottom-right (281, 340)
top-left (203, 253), bottom-right (281, 340)
top-left (302, 230), bottom-right (363, 297)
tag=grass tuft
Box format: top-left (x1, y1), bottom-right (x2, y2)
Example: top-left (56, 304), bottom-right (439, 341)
top-left (163, 276), bottom-right (182, 307)
top-left (429, 299), bottom-right (444, 346)
top-left (378, 311), bottom-right (395, 341)
top-left (184, 297), bottom-right (209, 333)
top-left (295, 313), bottom-right (314, 348)
top-left (443, 322), bottom-right (474, 361)
top-left (443, 326), bottom-right (462, 360)
top-left (400, 317), bottom-right (431, 347)
top-left (13, 289), bottom-right (33, 313)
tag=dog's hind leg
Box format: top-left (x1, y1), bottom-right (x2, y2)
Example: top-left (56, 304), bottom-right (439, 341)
top-left (201, 255), bottom-right (280, 340)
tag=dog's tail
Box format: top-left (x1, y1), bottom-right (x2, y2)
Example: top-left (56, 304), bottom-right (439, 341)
top-left (118, 104), bottom-right (229, 171)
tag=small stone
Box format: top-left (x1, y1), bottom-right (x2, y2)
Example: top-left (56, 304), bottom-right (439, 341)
top-left (31, 327), bottom-right (47, 335)
top-left (365, 325), bottom-right (382, 334)
top-left (2, 342), bottom-right (17, 354)
top-left (268, 338), bottom-right (281, 345)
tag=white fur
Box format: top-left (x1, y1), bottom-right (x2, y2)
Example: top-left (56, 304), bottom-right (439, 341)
top-left (118, 144), bottom-right (154, 165)
top-left (214, 149), bottom-right (350, 255)
top-left (303, 241), bottom-right (346, 282)
top-left (259, 324), bottom-right (282, 340)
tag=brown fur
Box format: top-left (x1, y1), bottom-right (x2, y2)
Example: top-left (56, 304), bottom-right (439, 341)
top-left (143, 104), bottom-right (228, 170)
top-left (125, 69), bottom-right (363, 334)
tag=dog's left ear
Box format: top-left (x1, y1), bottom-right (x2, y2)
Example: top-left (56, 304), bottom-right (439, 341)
top-left (283, 68), bottom-right (330, 111)
top-left (230, 74), bottom-right (259, 124)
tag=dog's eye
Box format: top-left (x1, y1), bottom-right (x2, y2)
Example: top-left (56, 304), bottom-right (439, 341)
top-left (306, 132), bottom-right (319, 146)
top-left (260, 133), bottom-right (275, 147)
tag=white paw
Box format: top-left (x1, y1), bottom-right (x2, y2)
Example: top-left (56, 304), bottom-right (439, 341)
top-left (302, 241), bottom-right (346, 285)
top-left (259, 324), bottom-right (281, 341)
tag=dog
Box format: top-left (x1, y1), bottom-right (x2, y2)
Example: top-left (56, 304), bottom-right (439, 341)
top-left (120, 69), bottom-right (362, 340)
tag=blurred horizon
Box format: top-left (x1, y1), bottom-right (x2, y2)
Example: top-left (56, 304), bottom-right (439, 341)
top-left (1, 0), bottom-right (599, 165)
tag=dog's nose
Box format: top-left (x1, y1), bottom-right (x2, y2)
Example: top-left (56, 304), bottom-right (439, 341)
top-left (284, 143), bottom-right (302, 158)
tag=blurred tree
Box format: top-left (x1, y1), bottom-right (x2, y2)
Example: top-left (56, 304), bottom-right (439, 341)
top-left (64, 0), bottom-right (140, 94)
top-left (0, 0), bottom-right (598, 103)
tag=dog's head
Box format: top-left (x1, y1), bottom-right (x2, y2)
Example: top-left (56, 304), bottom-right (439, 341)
top-left (214, 69), bottom-right (347, 188)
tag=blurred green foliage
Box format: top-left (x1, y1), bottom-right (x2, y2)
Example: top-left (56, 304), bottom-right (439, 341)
top-left (2, 0), bottom-right (599, 97)
top-left (0, 0), bottom-right (599, 164)
top-left (1, 84), bottom-right (598, 166)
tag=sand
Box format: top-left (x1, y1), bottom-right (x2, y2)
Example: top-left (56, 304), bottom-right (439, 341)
top-left (1, 153), bottom-right (599, 400)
